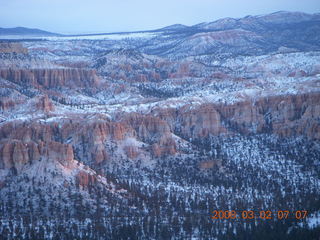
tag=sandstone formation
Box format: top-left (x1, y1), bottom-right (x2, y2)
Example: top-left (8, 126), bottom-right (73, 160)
top-left (124, 145), bottom-right (139, 159)
top-left (76, 171), bottom-right (96, 188)
top-left (45, 141), bottom-right (74, 167)
top-left (0, 139), bottom-right (73, 173)
top-left (0, 98), bottom-right (16, 111)
top-left (122, 113), bottom-right (177, 157)
top-left (1, 91), bottom-right (319, 175)
top-left (216, 93), bottom-right (320, 139)
top-left (0, 43), bottom-right (28, 54)
top-left (122, 113), bottom-right (171, 141)
top-left (0, 68), bottom-right (100, 89)
top-left (152, 136), bottom-right (177, 157)
top-left (156, 93), bottom-right (320, 140)
top-left (36, 95), bottom-right (55, 112)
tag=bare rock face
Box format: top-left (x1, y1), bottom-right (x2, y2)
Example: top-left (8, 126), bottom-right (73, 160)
top-left (156, 104), bottom-right (227, 139)
top-left (1, 91), bottom-right (318, 175)
top-left (111, 123), bottom-right (129, 141)
top-left (0, 43), bottom-right (28, 54)
top-left (215, 93), bottom-right (320, 139)
top-left (0, 122), bottom-right (75, 172)
top-left (92, 145), bottom-right (108, 164)
top-left (45, 141), bottom-right (74, 167)
top-left (288, 70), bottom-right (308, 77)
top-left (168, 63), bottom-right (192, 79)
top-left (13, 119), bottom-right (127, 167)
top-left (0, 99), bottom-right (16, 111)
top-left (178, 104), bottom-right (227, 138)
top-left (124, 145), bottom-right (139, 159)
top-left (36, 95), bottom-right (55, 112)
top-left (0, 122), bottom-right (55, 143)
top-left (123, 113), bottom-right (171, 141)
top-left (1, 141), bottom-right (29, 171)
top-left (155, 93), bottom-right (320, 140)
top-left (76, 171), bottom-right (96, 188)
top-left (152, 135), bottom-right (177, 157)
top-left (0, 139), bottom-right (74, 173)
top-left (77, 121), bottom-right (131, 145)
top-left (0, 68), bottom-right (100, 89)
top-left (0, 88), bottom-right (28, 111)
top-left (122, 113), bottom-right (177, 157)
top-left (71, 120), bottom-right (134, 165)
top-left (80, 114), bottom-right (179, 160)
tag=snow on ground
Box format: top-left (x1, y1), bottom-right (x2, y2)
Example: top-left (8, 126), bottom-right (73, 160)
top-left (49, 32), bottom-right (158, 40)
top-left (305, 211), bottom-right (320, 229)
top-left (0, 32), bottom-right (158, 41)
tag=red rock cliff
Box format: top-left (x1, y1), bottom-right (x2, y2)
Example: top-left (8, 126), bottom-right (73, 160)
top-left (0, 68), bottom-right (100, 88)
top-left (156, 92), bottom-right (320, 140)
top-left (0, 139), bottom-right (73, 173)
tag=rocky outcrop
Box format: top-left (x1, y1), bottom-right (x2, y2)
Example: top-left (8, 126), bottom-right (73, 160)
top-left (0, 88), bottom-right (27, 111)
top-left (1, 91), bottom-right (318, 175)
top-left (152, 136), bottom-right (177, 157)
top-left (156, 93), bottom-right (320, 140)
top-left (75, 121), bottom-right (133, 164)
top-left (124, 145), bottom-right (139, 159)
top-left (168, 63), bottom-right (192, 79)
top-left (91, 145), bottom-right (108, 164)
top-left (0, 139), bottom-right (73, 173)
top-left (216, 93), bottom-right (320, 139)
top-left (0, 68), bottom-right (100, 89)
top-left (0, 43), bottom-right (28, 54)
top-left (45, 141), bottom-right (74, 167)
top-left (288, 70), bottom-right (308, 77)
top-left (178, 104), bottom-right (227, 138)
top-left (0, 122), bottom-right (55, 142)
top-left (1, 140), bottom-right (30, 172)
top-left (122, 113), bottom-right (177, 157)
top-left (36, 95), bottom-right (55, 112)
top-left (122, 113), bottom-right (171, 141)
top-left (156, 104), bottom-right (227, 139)
top-left (76, 171), bottom-right (96, 188)
top-left (0, 119), bottom-right (133, 168)
top-left (0, 99), bottom-right (16, 111)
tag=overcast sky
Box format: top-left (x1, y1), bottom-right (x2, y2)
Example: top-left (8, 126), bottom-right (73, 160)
top-left (0, 0), bottom-right (319, 34)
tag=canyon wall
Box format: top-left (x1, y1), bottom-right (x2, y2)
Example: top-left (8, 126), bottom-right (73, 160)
top-left (0, 68), bottom-right (100, 88)
top-left (0, 43), bottom-right (28, 54)
top-left (1, 92), bottom-right (319, 173)
top-left (156, 92), bottom-right (320, 140)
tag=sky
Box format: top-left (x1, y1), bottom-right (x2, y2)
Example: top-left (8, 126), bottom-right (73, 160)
top-left (0, 0), bottom-right (319, 34)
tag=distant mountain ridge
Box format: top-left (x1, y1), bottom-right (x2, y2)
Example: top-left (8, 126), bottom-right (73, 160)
top-left (0, 11), bottom-right (319, 59)
top-left (0, 27), bottom-right (59, 36)
top-left (1, 11), bottom-right (319, 37)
